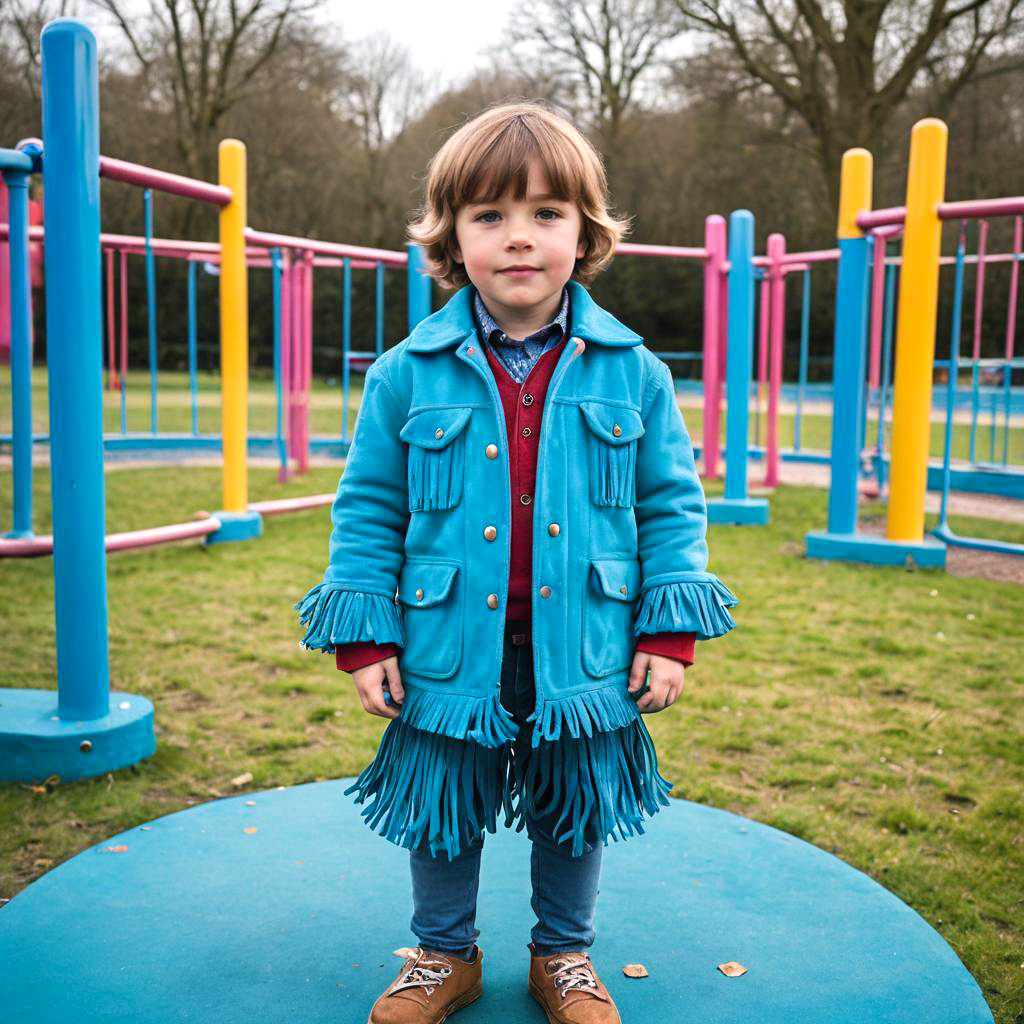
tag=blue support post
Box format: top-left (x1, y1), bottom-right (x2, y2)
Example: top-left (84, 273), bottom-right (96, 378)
top-left (2, 149), bottom-right (37, 539)
top-left (406, 242), bottom-right (432, 331)
top-left (0, 19), bottom-right (154, 784)
top-left (707, 209), bottom-right (769, 525)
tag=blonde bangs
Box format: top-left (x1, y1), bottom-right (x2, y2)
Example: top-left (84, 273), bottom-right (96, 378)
top-left (407, 102), bottom-right (631, 290)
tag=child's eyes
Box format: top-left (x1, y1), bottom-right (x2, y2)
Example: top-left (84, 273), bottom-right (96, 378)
top-left (474, 208), bottom-right (562, 223)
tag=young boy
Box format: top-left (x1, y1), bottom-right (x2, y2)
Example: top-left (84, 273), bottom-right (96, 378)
top-left (296, 101), bottom-right (738, 1024)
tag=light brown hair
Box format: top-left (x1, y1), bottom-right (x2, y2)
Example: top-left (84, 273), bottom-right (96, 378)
top-left (407, 101), bottom-right (632, 290)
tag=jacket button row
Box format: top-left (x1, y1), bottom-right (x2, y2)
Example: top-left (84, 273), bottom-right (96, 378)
top-left (485, 444), bottom-right (498, 459)
top-left (539, 586), bottom-right (552, 599)
top-left (483, 525), bottom-right (497, 541)
top-left (487, 593), bottom-right (499, 609)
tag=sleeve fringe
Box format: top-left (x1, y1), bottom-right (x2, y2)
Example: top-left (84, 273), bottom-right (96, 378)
top-left (295, 583), bottom-right (405, 653)
top-left (634, 572), bottom-right (739, 641)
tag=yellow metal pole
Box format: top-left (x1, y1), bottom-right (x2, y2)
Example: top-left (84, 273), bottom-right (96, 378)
top-left (219, 139), bottom-right (248, 514)
top-left (887, 119), bottom-right (947, 542)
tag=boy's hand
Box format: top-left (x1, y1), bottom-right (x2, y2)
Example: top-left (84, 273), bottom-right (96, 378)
top-left (627, 652), bottom-right (685, 714)
top-left (351, 656), bottom-right (405, 719)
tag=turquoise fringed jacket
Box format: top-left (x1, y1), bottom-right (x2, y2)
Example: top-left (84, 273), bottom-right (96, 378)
top-left (297, 280), bottom-right (738, 859)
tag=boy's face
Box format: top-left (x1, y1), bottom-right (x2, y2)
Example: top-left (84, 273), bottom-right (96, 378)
top-left (452, 159), bottom-right (586, 328)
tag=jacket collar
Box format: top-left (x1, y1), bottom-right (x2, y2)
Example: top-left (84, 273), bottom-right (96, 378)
top-left (406, 279), bottom-right (642, 352)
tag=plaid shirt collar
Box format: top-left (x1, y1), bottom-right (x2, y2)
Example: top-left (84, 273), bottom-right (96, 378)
top-left (472, 286), bottom-right (570, 349)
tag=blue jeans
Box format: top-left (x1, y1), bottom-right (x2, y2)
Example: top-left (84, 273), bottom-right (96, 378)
top-left (408, 618), bottom-right (604, 958)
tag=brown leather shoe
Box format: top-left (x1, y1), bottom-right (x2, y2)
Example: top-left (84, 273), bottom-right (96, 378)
top-left (367, 945), bottom-right (483, 1024)
top-left (527, 943), bottom-right (621, 1023)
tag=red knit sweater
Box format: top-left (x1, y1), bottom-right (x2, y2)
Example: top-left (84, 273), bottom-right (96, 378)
top-left (336, 334), bottom-right (696, 672)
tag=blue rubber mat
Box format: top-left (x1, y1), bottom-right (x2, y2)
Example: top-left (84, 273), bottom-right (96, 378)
top-left (0, 779), bottom-right (992, 1023)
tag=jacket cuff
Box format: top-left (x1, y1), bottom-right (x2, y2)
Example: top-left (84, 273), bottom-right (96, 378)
top-left (336, 642), bottom-right (400, 672)
top-left (635, 631), bottom-right (695, 667)
top-left (635, 571), bottom-right (738, 640)
top-left (295, 583), bottom-right (405, 653)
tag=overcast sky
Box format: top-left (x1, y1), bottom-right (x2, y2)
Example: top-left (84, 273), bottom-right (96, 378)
top-left (320, 0), bottom-right (515, 89)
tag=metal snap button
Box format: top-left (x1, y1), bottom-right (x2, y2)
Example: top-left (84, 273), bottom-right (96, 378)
top-left (520, 494), bottom-right (532, 505)
top-left (522, 426), bottom-right (532, 437)
top-left (612, 424), bottom-right (622, 437)
top-left (486, 444), bottom-right (498, 458)
top-left (415, 588), bottom-right (424, 600)
top-left (435, 427), bottom-right (444, 439)
top-left (619, 585), bottom-right (628, 595)
top-left (468, 346), bottom-right (475, 354)
top-left (522, 393), bottom-right (534, 406)
top-left (484, 526), bottom-right (497, 540)
top-left (539, 585), bottom-right (552, 598)
top-left (486, 593), bottom-right (499, 609)
top-left (548, 523), bottom-right (560, 536)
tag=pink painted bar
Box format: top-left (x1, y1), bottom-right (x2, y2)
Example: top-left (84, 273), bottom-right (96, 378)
top-left (616, 242), bottom-right (706, 259)
top-left (972, 220), bottom-right (989, 361)
top-left (764, 233), bottom-right (786, 488)
top-left (867, 234), bottom-right (888, 390)
top-left (246, 228), bottom-right (407, 267)
top-left (0, 517), bottom-right (221, 558)
top-left (701, 216), bottom-right (725, 480)
top-left (248, 494), bottom-right (334, 516)
top-left (99, 155), bottom-right (232, 206)
top-left (939, 196), bottom-right (1024, 220)
top-left (1006, 217), bottom-right (1021, 362)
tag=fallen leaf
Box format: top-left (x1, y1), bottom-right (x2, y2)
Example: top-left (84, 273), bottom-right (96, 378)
top-left (393, 947), bottom-right (419, 959)
top-left (231, 772), bottom-right (253, 788)
top-left (717, 961), bottom-right (747, 976)
top-left (105, 845), bottom-right (129, 853)
top-left (33, 858), bottom-right (54, 868)
top-left (622, 963), bottom-right (648, 978)
top-left (243, 827), bottom-right (259, 834)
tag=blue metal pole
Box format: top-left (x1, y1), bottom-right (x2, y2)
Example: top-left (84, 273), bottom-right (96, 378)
top-left (375, 260), bottom-right (384, 358)
top-left (40, 18), bottom-right (110, 720)
top-left (271, 248), bottom-right (286, 475)
top-left (724, 210), bottom-right (754, 501)
top-left (406, 242), bottom-right (432, 330)
top-left (187, 259), bottom-right (199, 435)
top-left (3, 155), bottom-right (36, 539)
top-left (143, 188), bottom-right (158, 432)
top-left (825, 233), bottom-right (871, 535)
top-left (342, 256), bottom-right (351, 441)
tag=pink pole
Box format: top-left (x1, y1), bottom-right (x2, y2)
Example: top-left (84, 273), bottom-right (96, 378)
top-left (972, 219), bottom-right (988, 361)
top-left (1, 185), bottom-right (10, 366)
top-left (287, 256), bottom-right (301, 466)
top-left (279, 251), bottom-right (292, 481)
top-left (119, 249), bottom-right (128, 389)
top-left (764, 233), bottom-right (786, 487)
top-left (702, 216), bottom-right (725, 479)
top-left (867, 233), bottom-right (886, 391)
top-left (716, 252), bottom-right (728, 466)
top-left (0, 516), bottom-right (222, 558)
top-left (1006, 216), bottom-right (1021, 361)
top-left (757, 274), bottom-right (770, 446)
top-left (300, 252), bottom-right (313, 473)
top-left (104, 249), bottom-right (117, 390)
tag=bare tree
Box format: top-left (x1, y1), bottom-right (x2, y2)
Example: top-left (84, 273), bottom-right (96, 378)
top-left (669, 0), bottom-right (1024, 212)
top-left (340, 31), bottom-right (433, 246)
top-left (504, 0), bottom-right (686, 180)
top-left (89, 0), bottom-right (318, 226)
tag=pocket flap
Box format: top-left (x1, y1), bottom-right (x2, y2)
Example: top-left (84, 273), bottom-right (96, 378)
top-left (589, 558), bottom-right (642, 602)
top-left (397, 560), bottom-right (460, 608)
top-left (400, 407), bottom-right (472, 450)
top-left (579, 402), bottom-right (644, 445)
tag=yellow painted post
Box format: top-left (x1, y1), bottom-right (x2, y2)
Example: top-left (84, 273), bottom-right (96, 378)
top-left (219, 139), bottom-right (248, 514)
top-left (887, 119), bottom-right (947, 541)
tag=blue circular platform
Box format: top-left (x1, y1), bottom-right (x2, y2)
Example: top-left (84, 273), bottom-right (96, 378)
top-left (0, 780), bottom-right (992, 1023)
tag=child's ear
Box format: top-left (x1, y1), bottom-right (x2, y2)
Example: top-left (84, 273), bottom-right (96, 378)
top-left (576, 235), bottom-right (587, 260)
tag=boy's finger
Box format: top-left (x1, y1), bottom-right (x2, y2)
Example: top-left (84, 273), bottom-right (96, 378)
top-left (384, 662), bottom-right (405, 704)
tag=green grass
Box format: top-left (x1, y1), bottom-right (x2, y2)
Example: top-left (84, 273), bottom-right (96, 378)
top-left (3, 367), bottom-right (1022, 465)
top-left (0, 473), bottom-right (1022, 1020)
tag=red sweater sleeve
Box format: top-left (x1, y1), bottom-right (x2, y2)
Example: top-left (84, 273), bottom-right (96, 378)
top-left (335, 642), bottom-right (400, 673)
top-left (635, 631), bottom-right (696, 667)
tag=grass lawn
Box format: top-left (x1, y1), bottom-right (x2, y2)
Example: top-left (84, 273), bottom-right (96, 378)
top-left (3, 366), bottom-right (1022, 465)
top-left (1, 473), bottom-right (1022, 1019)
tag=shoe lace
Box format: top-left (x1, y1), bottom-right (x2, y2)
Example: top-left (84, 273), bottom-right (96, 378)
top-left (547, 954), bottom-right (599, 1000)
top-left (393, 952), bottom-right (454, 997)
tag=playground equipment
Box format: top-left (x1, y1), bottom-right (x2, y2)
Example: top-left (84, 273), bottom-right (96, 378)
top-left (807, 118), bottom-right (1024, 565)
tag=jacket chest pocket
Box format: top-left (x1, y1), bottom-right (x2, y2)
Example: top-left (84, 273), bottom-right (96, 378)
top-left (397, 559), bottom-right (463, 679)
top-left (400, 407), bottom-right (473, 512)
top-left (581, 557), bottom-right (642, 678)
top-left (579, 402), bottom-right (645, 508)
